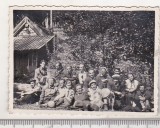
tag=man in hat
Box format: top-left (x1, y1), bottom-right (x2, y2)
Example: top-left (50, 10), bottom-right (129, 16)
top-left (83, 69), bottom-right (96, 92)
top-left (88, 80), bottom-right (113, 111)
top-left (88, 80), bottom-right (104, 111)
top-left (112, 68), bottom-right (125, 86)
top-left (112, 68), bottom-right (121, 79)
top-left (111, 78), bottom-right (125, 110)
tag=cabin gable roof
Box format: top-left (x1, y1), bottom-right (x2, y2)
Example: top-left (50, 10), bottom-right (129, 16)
top-left (14, 16), bottom-right (50, 37)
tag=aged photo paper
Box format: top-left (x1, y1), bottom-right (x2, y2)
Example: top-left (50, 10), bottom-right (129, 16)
top-left (9, 6), bottom-right (159, 118)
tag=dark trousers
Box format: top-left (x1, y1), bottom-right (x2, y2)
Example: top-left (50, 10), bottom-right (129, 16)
top-left (20, 92), bottom-right (41, 104)
top-left (123, 105), bottom-right (141, 112)
top-left (125, 92), bottom-right (135, 106)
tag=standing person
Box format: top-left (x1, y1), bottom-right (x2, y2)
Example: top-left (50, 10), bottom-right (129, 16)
top-left (34, 60), bottom-right (47, 87)
top-left (78, 64), bottom-right (87, 85)
top-left (124, 73), bottom-right (139, 111)
top-left (54, 62), bottom-right (64, 81)
top-left (83, 69), bottom-right (96, 92)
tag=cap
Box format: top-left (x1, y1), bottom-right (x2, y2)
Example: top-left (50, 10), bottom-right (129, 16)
top-left (100, 67), bottom-right (108, 71)
top-left (89, 80), bottom-right (97, 86)
top-left (114, 68), bottom-right (120, 74)
top-left (112, 74), bottom-right (120, 79)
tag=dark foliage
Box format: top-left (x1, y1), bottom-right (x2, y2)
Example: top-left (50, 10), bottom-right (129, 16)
top-left (14, 10), bottom-right (154, 85)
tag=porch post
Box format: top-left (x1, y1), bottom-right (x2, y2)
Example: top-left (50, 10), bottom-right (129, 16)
top-left (36, 51), bottom-right (38, 68)
top-left (27, 54), bottom-right (29, 71)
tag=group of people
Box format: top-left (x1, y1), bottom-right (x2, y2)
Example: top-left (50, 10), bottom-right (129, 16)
top-left (14, 60), bottom-right (154, 112)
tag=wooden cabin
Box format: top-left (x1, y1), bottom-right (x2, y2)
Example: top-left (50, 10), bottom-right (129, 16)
top-left (14, 16), bottom-right (55, 77)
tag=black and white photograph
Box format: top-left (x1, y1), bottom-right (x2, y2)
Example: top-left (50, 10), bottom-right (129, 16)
top-left (9, 7), bottom-right (159, 115)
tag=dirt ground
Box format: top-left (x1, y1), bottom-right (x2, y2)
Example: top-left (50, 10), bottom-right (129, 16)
top-left (13, 103), bottom-right (83, 111)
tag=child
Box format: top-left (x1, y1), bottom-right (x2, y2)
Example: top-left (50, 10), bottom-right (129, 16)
top-left (73, 84), bottom-right (90, 110)
top-left (88, 80), bottom-right (104, 111)
top-left (53, 79), bottom-right (75, 108)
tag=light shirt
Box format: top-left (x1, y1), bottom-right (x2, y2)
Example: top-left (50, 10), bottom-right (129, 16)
top-left (56, 87), bottom-right (75, 102)
top-left (88, 87), bottom-right (103, 108)
top-left (78, 71), bottom-right (87, 84)
top-left (125, 79), bottom-right (139, 90)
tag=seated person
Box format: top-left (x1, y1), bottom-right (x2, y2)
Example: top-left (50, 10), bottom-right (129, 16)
top-left (34, 60), bottom-right (47, 87)
top-left (14, 79), bottom-right (41, 104)
top-left (84, 69), bottom-right (96, 92)
top-left (123, 73), bottom-right (140, 112)
top-left (112, 68), bottom-right (121, 79)
top-left (125, 73), bottom-right (139, 106)
top-left (96, 67), bottom-right (114, 90)
top-left (39, 78), bottom-right (58, 107)
top-left (63, 66), bottom-right (78, 89)
top-left (53, 62), bottom-right (64, 81)
top-left (135, 84), bottom-right (152, 112)
top-left (51, 79), bottom-right (75, 108)
top-left (88, 80), bottom-right (106, 111)
top-left (96, 67), bottom-right (115, 110)
top-left (111, 78), bottom-right (125, 110)
top-left (112, 68), bottom-right (125, 87)
top-left (72, 64), bottom-right (78, 77)
top-left (73, 84), bottom-right (90, 110)
top-left (71, 64), bottom-right (79, 86)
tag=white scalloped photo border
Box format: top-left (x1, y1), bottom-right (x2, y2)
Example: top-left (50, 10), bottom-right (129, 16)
top-left (8, 6), bottom-right (160, 118)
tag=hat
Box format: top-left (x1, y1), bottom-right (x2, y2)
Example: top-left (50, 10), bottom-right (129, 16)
top-left (112, 74), bottom-right (120, 79)
top-left (114, 68), bottom-right (120, 74)
top-left (89, 80), bottom-right (97, 86)
top-left (100, 67), bottom-right (108, 71)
